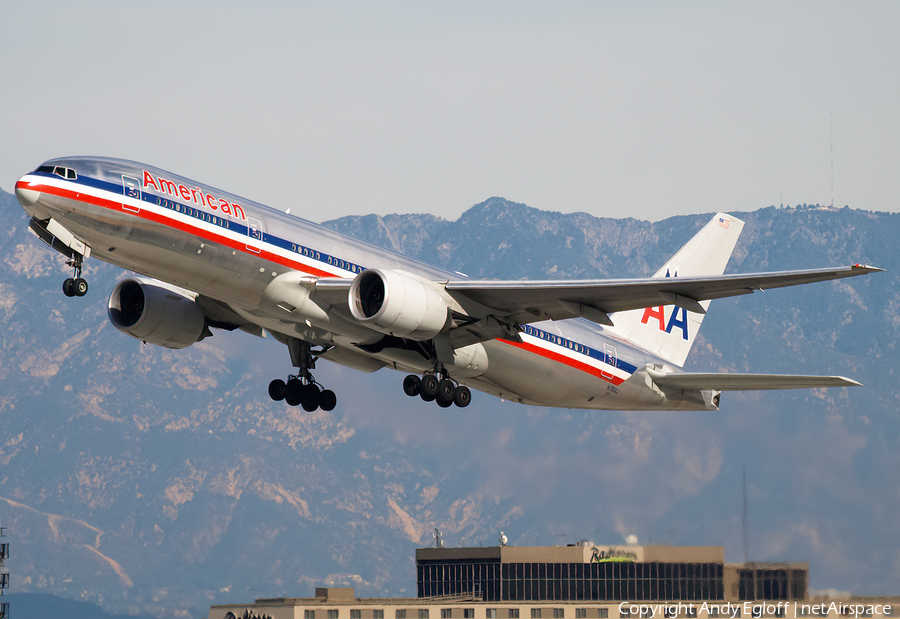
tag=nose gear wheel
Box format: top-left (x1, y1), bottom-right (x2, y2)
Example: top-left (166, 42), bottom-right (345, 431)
top-left (62, 255), bottom-right (88, 297)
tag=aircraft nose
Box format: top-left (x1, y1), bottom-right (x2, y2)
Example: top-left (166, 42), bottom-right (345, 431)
top-left (15, 177), bottom-right (42, 208)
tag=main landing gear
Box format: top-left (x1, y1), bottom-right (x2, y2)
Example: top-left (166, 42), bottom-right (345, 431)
top-left (267, 338), bottom-right (337, 412)
top-left (60, 251), bottom-right (87, 297)
top-left (402, 373), bottom-right (471, 408)
top-left (268, 377), bottom-right (337, 412)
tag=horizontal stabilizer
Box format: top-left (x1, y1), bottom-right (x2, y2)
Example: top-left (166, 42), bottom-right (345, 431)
top-left (647, 369), bottom-right (862, 391)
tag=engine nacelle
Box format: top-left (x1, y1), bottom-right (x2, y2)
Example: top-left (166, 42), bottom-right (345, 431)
top-left (349, 269), bottom-right (451, 340)
top-left (108, 279), bottom-right (207, 349)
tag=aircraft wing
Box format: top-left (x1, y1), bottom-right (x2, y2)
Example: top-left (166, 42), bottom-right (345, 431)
top-left (443, 264), bottom-right (882, 324)
top-left (646, 369), bottom-right (862, 390)
top-left (302, 265), bottom-right (881, 348)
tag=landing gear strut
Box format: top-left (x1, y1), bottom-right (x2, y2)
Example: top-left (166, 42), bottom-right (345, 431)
top-left (62, 254), bottom-right (88, 297)
top-left (27, 218), bottom-right (90, 297)
top-left (403, 372), bottom-right (471, 408)
top-left (268, 338), bottom-right (337, 412)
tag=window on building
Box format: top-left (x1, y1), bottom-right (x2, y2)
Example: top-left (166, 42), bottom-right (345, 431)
top-left (306, 611), bottom-right (317, 619)
top-left (686, 609), bottom-right (698, 619)
top-left (774, 609), bottom-right (786, 618)
top-left (328, 611), bottom-right (339, 619)
top-left (576, 611), bottom-right (587, 619)
top-left (621, 610), bottom-right (631, 619)
top-left (884, 607), bottom-right (896, 618)
top-left (397, 611), bottom-right (407, 619)
top-left (373, 611), bottom-right (384, 619)
top-left (487, 610), bottom-right (497, 619)
top-left (442, 610), bottom-right (452, 619)
top-left (600, 611), bottom-right (608, 619)
top-left (419, 611), bottom-right (430, 619)
top-left (664, 609), bottom-right (674, 619)
top-left (532, 611), bottom-right (543, 619)
top-left (463, 611), bottom-right (475, 619)
top-left (351, 611), bottom-right (362, 619)
top-left (643, 610), bottom-right (653, 619)
top-left (553, 610), bottom-right (564, 619)
top-left (509, 611), bottom-right (519, 619)
top-left (709, 609), bottom-right (720, 619)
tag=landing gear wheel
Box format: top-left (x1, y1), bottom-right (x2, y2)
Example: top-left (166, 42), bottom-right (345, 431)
top-left (436, 397), bottom-right (453, 408)
top-left (319, 390), bottom-right (337, 412)
top-left (301, 384), bottom-right (321, 412)
top-left (73, 278), bottom-right (88, 296)
top-left (403, 375), bottom-right (421, 397)
top-left (453, 385), bottom-right (472, 408)
top-left (284, 379), bottom-right (304, 406)
top-left (271, 339), bottom-right (338, 410)
top-left (268, 379), bottom-right (286, 401)
top-left (63, 278), bottom-right (75, 297)
top-left (420, 374), bottom-right (439, 402)
top-left (438, 378), bottom-right (455, 402)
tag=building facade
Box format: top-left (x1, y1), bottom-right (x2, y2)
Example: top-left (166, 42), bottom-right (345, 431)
top-left (208, 545), bottom-right (897, 619)
top-left (416, 546), bottom-right (805, 603)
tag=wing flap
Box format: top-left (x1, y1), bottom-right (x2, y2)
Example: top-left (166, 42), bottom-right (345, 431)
top-left (647, 369), bottom-right (862, 391)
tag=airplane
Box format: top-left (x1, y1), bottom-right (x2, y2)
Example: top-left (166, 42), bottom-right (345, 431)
top-left (13, 157), bottom-right (882, 412)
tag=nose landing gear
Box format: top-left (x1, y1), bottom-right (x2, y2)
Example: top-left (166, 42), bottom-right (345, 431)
top-left (62, 255), bottom-right (88, 297)
top-left (403, 373), bottom-right (471, 408)
top-left (63, 254), bottom-right (88, 297)
top-left (27, 218), bottom-right (90, 297)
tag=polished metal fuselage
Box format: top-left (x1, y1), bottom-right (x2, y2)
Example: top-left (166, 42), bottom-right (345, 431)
top-left (15, 156), bottom-right (716, 411)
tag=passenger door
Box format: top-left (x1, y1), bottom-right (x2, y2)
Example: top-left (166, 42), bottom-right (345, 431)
top-left (122, 176), bottom-right (141, 214)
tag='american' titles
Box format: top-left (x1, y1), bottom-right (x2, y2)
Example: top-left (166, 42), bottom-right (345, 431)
top-left (141, 170), bottom-right (246, 221)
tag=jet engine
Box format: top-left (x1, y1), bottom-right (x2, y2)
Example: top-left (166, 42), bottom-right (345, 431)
top-left (349, 269), bottom-right (451, 340)
top-left (108, 279), bottom-right (208, 349)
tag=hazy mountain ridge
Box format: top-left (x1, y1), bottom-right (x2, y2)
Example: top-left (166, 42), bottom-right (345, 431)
top-left (1, 188), bottom-right (898, 617)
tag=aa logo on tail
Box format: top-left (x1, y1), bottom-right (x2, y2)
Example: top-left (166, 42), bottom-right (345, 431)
top-left (640, 306), bottom-right (689, 340)
top-left (641, 266), bottom-right (689, 340)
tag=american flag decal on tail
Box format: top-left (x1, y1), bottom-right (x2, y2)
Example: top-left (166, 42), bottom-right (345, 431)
top-left (718, 217), bottom-right (730, 229)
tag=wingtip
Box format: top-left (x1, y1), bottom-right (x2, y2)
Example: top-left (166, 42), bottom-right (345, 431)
top-left (836, 376), bottom-right (863, 387)
top-left (851, 263), bottom-right (885, 273)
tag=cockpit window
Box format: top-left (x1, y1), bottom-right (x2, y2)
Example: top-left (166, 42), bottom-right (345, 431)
top-left (35, 165), bottom-right (76, 180)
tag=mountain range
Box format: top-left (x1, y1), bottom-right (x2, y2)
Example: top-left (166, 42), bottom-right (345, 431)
top-left (0, 188), bottom-right (897, 618)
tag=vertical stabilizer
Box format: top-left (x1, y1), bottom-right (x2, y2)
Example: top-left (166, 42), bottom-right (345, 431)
top-left (610, 213), bottom-right (744, 367)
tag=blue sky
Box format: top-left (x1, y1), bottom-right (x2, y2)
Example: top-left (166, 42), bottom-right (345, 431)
top-left (2, 1), bottom-right (899, 221)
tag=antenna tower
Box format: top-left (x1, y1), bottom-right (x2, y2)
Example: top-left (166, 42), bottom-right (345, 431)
top-left (742, 467), bottom-right (749, 564)
top-left (830, 108), bottom-right (834, 207)
top-left (0, 523), bottom-right (8, 618)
